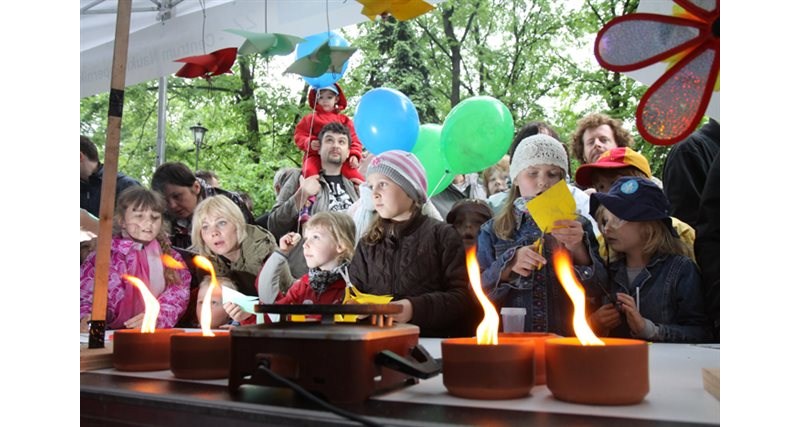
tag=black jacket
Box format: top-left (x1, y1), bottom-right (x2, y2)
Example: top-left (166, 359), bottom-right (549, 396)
top-left (662, 120), bottom-right (720, 228)
top-left (348, 213), bottom-right (480, 338)
top-left (80, 164), bottom-right (141, 216)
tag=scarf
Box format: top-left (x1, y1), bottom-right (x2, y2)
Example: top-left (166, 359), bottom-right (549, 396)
top-left (113, 239), bottom-right (166, 329)
top-left (307, 262), bottom-right (348, 293)
top-left (513, 196), bottom-right (534, 220)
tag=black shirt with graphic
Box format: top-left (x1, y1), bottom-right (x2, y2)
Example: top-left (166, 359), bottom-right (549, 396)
top-left (322, 174), bottom-right (353, 212)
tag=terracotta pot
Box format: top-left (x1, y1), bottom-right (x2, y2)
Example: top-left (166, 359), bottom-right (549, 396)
top-left (170, 331), bottom-right (231, 379)
top-left (546, 337), bottom-right (649, 405)
top-left (500, 332), bottom-right (560, 385)
top-left (113, 329), bottom-right (184, 371)
top-left (441, 337), bottom-right (535, 399)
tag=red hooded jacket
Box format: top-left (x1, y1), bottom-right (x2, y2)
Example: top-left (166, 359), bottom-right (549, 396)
top-left (293, 82), bottom-right (363, 162)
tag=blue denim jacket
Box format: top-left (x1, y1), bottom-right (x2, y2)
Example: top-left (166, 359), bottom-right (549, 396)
top-left (477, 214), bottom-right (605, 336)
top-left (603, 254), bottom-right (711, 343)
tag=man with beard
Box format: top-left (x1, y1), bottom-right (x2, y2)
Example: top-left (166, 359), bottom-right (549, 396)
top-left (262, 122), bottom-right (360, 280)
top-left (570, 113), bottom-right (633, 170)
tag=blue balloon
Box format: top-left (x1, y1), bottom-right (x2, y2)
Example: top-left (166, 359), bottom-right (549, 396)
top-left (354, 88), bottom-right (420, 154)
top-left (296, 31), bottom-right (350, 88)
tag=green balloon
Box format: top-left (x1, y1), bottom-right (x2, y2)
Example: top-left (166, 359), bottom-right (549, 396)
top-left (441, 96), bottom-right (515, 174)
top-left (411, 124), bottom-right (454, 196)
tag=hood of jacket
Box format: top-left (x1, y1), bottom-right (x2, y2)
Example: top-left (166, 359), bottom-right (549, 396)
top-left (308, 82), bottom-right (348, 113)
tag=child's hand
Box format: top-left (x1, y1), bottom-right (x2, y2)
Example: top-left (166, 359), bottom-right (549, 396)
top-left (124, 312), bottom-right (145, 329)
top-left (223, 302), bottom-right (253, 323)
top-left (310, 139), bottom-right (321, 151)
top-left (589, 303), bottom-right (622, 335)
top-left (616, 293), bottom-right (646, 336)
top-left (550, 219), bottom-right (584, 251)
top-left (279, 232), bottom-right (302, 254)
top-left (504, 244), bottom-right (547, 279)
top-left (298, 175), bottom-right (321, 197)
top-left (348, 155), bottom-right (360, 169)
top-left (80, 314), bottom-right (90, 333)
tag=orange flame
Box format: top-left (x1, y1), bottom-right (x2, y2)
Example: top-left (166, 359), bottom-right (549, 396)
top-left (552, 248), bottom-right (604, 346)
top-left (122, 275), bottom-right (160, 333)
top-left (466, 246), bottom-right (499, 345)
top-left (161, 254), bottom-right (186, 269)
top-left (193, 256), bottom-right (217, 337)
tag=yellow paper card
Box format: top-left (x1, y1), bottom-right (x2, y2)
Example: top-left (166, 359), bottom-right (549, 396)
top-left (525, 179), bottom-right (577, 232)
top-left (335, 285), bottom-right (394, 322)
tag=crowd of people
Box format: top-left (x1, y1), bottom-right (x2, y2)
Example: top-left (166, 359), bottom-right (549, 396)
top-left (80, 89), bottom-right (720, 343)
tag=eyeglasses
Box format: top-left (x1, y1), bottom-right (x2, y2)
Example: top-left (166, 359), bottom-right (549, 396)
top-left (598, 213), bottom-right (627, 233)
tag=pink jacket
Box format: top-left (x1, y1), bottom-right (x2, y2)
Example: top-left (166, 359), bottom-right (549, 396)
top-left (80, 237), bottom-right (191, 329)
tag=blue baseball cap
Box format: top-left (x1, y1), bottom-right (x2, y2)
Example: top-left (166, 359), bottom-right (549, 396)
top-left (590, 177), bottom-right (677, 236)
top-left (317, 85), bottom-right (339, 95)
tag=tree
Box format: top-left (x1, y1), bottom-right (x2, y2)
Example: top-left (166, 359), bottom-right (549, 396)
top-left (82, 0), bottom-right (683, 207)
top-left (552, 0), bottom-right (671, 176)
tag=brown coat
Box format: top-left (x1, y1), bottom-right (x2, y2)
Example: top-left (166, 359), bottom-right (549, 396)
top-left (348, 214), bottom-right (480, 337)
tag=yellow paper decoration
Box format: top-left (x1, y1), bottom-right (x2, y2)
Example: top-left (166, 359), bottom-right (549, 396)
top-left (335, 285), bottom-right (393, 322)
top-left (525, 179), bottom-right (577, 233)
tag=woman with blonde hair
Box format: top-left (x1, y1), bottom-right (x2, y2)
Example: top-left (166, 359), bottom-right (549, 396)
top-left (191, 195), bottom-right (277, 296)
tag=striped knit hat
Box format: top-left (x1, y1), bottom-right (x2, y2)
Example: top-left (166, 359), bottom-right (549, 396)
top-left (367, 150), bottom-right (428, 204)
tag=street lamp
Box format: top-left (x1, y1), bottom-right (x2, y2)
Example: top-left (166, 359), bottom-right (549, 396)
top-left (190, 122), bottom-right (207, 170)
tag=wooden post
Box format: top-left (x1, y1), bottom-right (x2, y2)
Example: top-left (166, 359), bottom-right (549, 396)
top-left (89, 0), bottom-right (132, 348)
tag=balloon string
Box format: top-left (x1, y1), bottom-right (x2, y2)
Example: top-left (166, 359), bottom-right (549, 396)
top-left (431, 169), bottom-right (451, 195)
top-left (307, 94), bottom-right (318, 161)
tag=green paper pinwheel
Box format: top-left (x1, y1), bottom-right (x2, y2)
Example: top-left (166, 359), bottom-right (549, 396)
top-left (284, 39), bottom-right (358, 78)
top-left (225, 29), bottom-right (305, 58)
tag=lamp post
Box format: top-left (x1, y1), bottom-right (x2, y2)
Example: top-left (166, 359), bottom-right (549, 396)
top-left (190, 122), bottom-right (207, 170)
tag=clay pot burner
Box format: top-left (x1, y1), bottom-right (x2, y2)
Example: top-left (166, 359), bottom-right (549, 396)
top-left (112, 329), bottom-right (184, 371)
top-left (441, 337), bottom-right (535, 399)
top-left (499, 332), bottom-right (559, 385)
top-left (170, 331), bottom-right (231, 379)
top-left (546, 337), bottom-right (649, 405)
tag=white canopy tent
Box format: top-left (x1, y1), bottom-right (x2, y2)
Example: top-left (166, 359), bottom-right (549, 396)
top-left (80, 0), bottom-right (374, 98)
top-left (81, 0), bottom-right (383, 165)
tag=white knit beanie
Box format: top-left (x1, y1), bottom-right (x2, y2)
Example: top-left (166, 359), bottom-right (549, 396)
top-left (367, 150), bottom-right (428, 204)
top-left (509, 134), bottom-right (569, 182)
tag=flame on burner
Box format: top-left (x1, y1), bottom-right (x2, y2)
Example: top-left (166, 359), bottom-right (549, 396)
top-left (193, 256), bottom-right (218, 337)
top-left (122, 275), bottom-right (160, 333)
top-left (466, 246), bottom-right (499, 345)
top-left (161, 254), bottom-right (186, 269)
top-left (552, 247), bottom-right (604, 346)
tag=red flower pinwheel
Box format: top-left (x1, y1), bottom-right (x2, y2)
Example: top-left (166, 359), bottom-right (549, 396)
top-left (174, 47), bottom-right (238, 81)
top-left (594, 0), bottom-right (719, 145)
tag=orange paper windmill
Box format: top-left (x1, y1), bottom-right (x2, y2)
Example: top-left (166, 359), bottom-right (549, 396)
top-left (175, 47), bottom-right (238, 81)
top-left (594, 0), bottom-right (719, 146)
top-left (356, 0), bottom-right (435, 21)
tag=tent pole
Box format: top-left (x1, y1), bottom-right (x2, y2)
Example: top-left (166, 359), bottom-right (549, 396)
top-left (156, 76), bottom-right (168, 167)
top-left (89, 0), bottom-right (132, 349)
